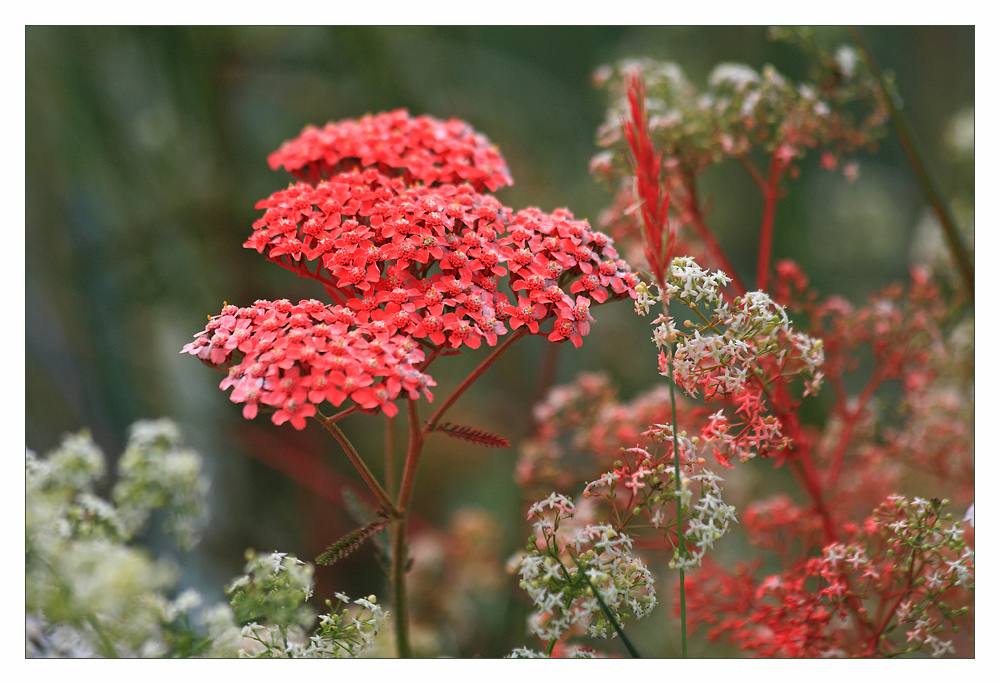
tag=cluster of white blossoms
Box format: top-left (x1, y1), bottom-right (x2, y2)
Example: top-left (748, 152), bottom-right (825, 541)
top-left (672, 470), bottom-right (739, 571)
top-left (508, 646), bottom-right (599, 658)
top-left (26, 423), bottom-right (239, 658)
top-left (641, 257), bottom-right (825, 402)
top-left (517, 494), bottom-right (656, 644)
top-left (582, 448), bottom-right (737, 573)
top-left (112, 419), bottom-right (210, 550)
top-left (26, 422), bottom-right (387, 659)
top-left (229, 550), bottom-right (388, 659)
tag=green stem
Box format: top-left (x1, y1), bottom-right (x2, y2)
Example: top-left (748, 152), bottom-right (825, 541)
top-left (851, 26), bottom-right (974, 302)
top-left (391, 399), bottom-right (424, 658)
top-left (314, 412), bottom-right (399, 517)
top-left (397, 399), bottom-right (425, 514)
top-left (664, 320), bottom-right (689, 659)
top-left (86, 615), bottom-right (120, 658)
top-left (545, 638), bottom-right (557, 657)
top-left (384, 413), bottom-right (396, 499)
top-left (391, 516), bottom-right (412, 658)
top-left (579, 567), bottom-right (642, 658)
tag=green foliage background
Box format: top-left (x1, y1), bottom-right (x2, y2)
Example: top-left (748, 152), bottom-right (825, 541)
top-left (25, 26), bottom-right (973, 657)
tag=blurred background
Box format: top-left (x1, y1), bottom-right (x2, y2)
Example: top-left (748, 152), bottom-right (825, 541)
top-left (25, 26), bottom-right (973, 656)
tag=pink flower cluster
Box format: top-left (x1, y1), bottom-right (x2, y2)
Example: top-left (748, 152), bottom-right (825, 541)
top-left (267, 109), bottom-right (513, 192)
top-left (182, 298), bottom-right (434, 426)
top-left (185, 111), bottom-right (638, 427)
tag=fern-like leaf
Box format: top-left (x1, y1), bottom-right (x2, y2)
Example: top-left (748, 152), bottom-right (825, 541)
top-left (432, 422), bottom-right (511, 449)
top-left (316, 511), bottom-right (392, 565)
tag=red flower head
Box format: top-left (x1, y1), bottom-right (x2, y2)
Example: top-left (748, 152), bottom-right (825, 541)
top-left (267, 109), bottom-right (514, 192)
top-left (182, 299), bottom-right (435, 427)
top-left (188, 111), bottom-right (641, 432)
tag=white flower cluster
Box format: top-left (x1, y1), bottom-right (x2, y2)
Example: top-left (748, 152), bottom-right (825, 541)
top-left (671, 470), bottom-right (739, 572)
top-left (507, 646), bottom-right (599, 658)
top-left (519, 495), bottom-right (656, 643)
top-left (239, 590), bottom-right (388, 659)
top-left (112, 419), bottom-right (210, 550)
top-left (708, 63), bottom-right (761, 91)
top-left (641, 257), bottom-right (824, 405)
top-left (581, 450), bottom-right (738, 574)
top-left (227, 551), bottom-right (316, 629)
top-left (26, 424), bottom-right (239, 658)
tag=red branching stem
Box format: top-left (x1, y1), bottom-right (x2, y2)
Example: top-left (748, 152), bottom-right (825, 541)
top-left (421, 327), bottom-right (528, 438)
top-left (327, 405), bottom-right (359, 423)
top-left (737, 154), bottom-right (769, 194)
top-left (313, 411), bottom-right (399, 517)
top-left (385, 413), bottom-right (396, 499)
top-left (825, 373), bottom-right (884, 490)
top-left (622, 72), bottom-right (674, 289)
top-left (682, 174), bottom-right (748, 297)
top-left (758, 377), bottom-right (838, 544)
top-left (869, 546), bottom-right (922, 651)
top-left (756, 153), bottom-right (783, 292)
top-left (398, 398), bottom-right (425, 514)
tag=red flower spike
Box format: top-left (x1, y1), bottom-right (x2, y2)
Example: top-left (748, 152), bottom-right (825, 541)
top-left (622, 71), bottom-right (674, 288)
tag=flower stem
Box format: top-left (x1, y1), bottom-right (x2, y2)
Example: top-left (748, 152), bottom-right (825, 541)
top-left (391, 515), bottom-right (412, 658)
top-left (666, 344), bottom-right (689, 659)
top-left (314, 412), bottom-right (399, 517)
top-left (390, 399), bottom-right (424, 658)
top-left (658, 296), bottom-right (688, 658)
top-left (851, 26), bottom-right (974, 302)
top-left (579, 567), bottom-right (642, 658)
top-left (422, 327), bottom-right (528, 436)
top-left (390, 331), bottom-right (528, 657)
top-left (756, 152), bottom-right (782, 292)
top-left (384, 413), bottom-right (396, 499)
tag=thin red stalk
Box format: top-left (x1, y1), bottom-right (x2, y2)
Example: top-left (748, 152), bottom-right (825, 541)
top-left (756, 153), bottom-right (783, 292)
top-left (421, 327), bottom-right (528, 437)
top-left (737, 154), bottom-right (769, 194)
top-left (398, 398), bottom-right (425, 513)
top-left (327, 405), bottom-right (359, 422)
top-left (870, 547), bottom-right (921, 651)
top-left (391, 398), bottom-right (424, 659)
top-left (384, 413), bottom-right (396, 499)
top-left (825, 373), bottom-right (884, 489)
top-left (682, 174), bottom-right (748, 297)
top-left (313, 411), bottom-right (399, 517)
top-left (757, 377), bottom-right (838, 544)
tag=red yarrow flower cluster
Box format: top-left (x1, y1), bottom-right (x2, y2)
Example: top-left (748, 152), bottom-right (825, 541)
top-left (182, 299), bottom-right (434, 425)
top-left (185, 110), bottom-right (639, 428)
top-left (268, 109), bottom-right (513, 192)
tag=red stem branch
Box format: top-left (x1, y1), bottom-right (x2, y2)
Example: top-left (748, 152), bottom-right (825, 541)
top-left (421, 327), bottom-right (528, 437)
top-left (682, 173), bottom-right (747, 297)
top-left (756, 153), bottom-right (783, 292)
